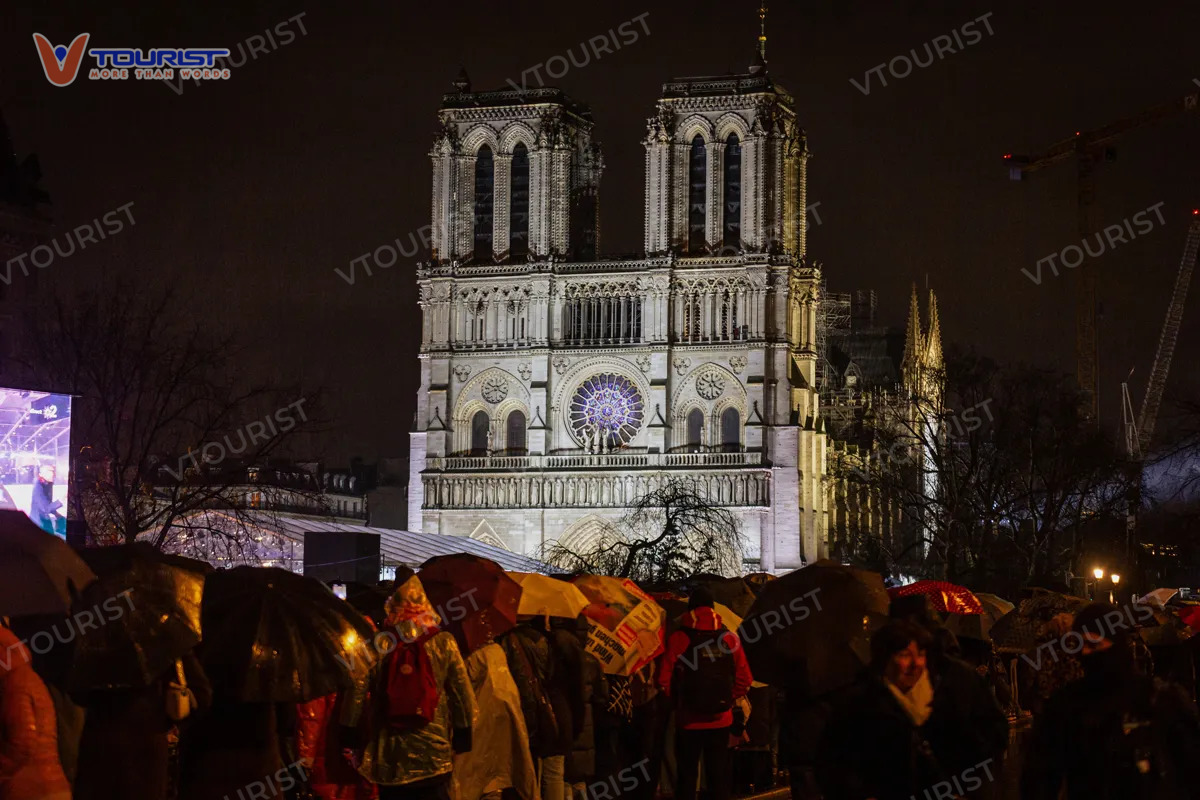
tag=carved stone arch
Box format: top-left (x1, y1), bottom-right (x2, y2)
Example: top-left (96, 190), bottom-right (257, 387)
top-left (676, 115), bottom-right (715, 145)
top-left (453, 367), bottom-right (528, 450)
top-left (498, 121), bottom-right (538, 154)
top-left (453, 399), bottom-right (492, 453)
top-left (556, 514), bottom-right (625, 555)
top-left (461, 124), bottom-right (501, 155)
top-left (468, 519), bottom-right (510, 551)
top-left (714, 112), bottom-right (751, 142)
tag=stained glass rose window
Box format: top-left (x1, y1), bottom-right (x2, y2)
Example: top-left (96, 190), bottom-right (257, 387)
top-left (569, 373), bottom-right (645, 448)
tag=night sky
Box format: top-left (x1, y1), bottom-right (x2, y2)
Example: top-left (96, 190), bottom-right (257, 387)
top-left (4, 0), bottom-right (1199, 463)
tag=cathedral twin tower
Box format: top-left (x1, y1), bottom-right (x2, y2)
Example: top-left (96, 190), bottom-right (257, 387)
top-left (409, 56), bottom-right (828, 572)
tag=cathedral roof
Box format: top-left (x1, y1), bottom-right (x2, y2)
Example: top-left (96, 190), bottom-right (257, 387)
top-left (441, 86), bottom-right (593, 121)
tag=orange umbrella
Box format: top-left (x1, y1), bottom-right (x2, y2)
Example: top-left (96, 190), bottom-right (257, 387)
top-left (572, 575), bottom-right (665, 676)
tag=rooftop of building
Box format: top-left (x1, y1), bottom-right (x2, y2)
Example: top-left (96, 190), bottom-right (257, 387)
top-left (440, 76), bottom-right (594, 121)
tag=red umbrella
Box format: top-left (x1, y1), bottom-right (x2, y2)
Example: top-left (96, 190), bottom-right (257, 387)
top-left (888, 580), bottom-right (984, 615)
top-left (1177, 605), bottom-right (1200, 632)
top-left (419, 554), bottom-right (521, 653)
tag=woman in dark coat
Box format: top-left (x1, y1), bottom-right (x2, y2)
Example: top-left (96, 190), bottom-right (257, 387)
top-left (816, 620), bottom-right (945, 800)
top-left (74, 651), bottom-right (211, 800)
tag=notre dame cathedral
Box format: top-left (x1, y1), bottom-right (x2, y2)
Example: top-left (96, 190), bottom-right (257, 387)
top-left (406, 46), bottom-right (935, 573)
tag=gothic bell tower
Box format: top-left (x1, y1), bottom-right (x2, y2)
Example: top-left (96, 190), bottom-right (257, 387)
top-left (642, 49), bottom-right (809, 258)
top-left (429, 71), bottom-right (602, 264)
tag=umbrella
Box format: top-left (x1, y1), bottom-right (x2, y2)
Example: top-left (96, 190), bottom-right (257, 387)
top-left (743, 572), bottom-right (776, 595)
top-left (200, 567), bottom-right (377, 703)
top-left (740, 559), bottom-right (889, 696)
top-left (888, 580), bottom-right (984, 615)
top-left (342, 582), bottom-right (392, 627)
top-left (420, 554), bottom-right (521, 653)
top-left (676, 574), bottom-right (757, 618)
top-left (989, 590), bottom-right (1088, 652)
top-left (0, 509), bottom-right (96, 617)
top-left (69, 543), bottom-right (210, 691)
top-left (573, 575), bottom-right (665, 676)
top-left (509, 572), bottom-right (589, 619)
top-left (943, 592), bottom-right (1014, 642)
top-left (1139, 588), bottom-right (1181, 608)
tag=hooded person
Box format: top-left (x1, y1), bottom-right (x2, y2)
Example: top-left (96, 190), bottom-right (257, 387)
top-left (816, 619), bottom-right (946, 800)
top-left (1022, 602), bottom-right (1200, 800)
top-left (0, 623), bottom-right (71, 800)
top-left (657, 588), bottom-right (753, 800)
top-left (341, 568), bottom-right (478, 800)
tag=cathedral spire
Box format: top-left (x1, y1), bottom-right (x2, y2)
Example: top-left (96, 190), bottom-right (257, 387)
top-left (925, 289), bottom-right (943, 370)
top-left (758, 5), bottom-right (769, 62)
top-left (902, 282), bottom-right (921, 371)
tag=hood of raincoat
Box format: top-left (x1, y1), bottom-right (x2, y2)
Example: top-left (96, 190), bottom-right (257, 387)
top-left (0, 625), bottom-right (31, 678)
top-left (679, 606), bottom-right (725, 632)
top-left (386, 574), bottom-right (442, 643)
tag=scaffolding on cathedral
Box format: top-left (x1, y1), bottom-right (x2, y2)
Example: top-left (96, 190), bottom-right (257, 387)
top-left (816, 279), bottom-right (852, 391)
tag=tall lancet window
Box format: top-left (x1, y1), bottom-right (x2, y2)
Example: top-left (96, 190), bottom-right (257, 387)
top-left (723, 134), bottom-right (741, 249)
top-left (688, 135), bottom-right (707, 252)
top-left (473, 145), bottom-right (495, 260)
top-left (510, 143), bottom-right (529, 259)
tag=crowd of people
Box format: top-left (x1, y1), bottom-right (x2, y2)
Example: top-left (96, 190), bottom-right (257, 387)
top-left (5, 564), bottom-right (1200, 800)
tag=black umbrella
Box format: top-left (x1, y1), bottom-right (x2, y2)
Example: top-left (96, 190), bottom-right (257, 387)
top-left (676, 574), bottom-right (758, 618)
top-left (343, 581), bottom-right (391, 627)
top-left (69, 543), bottom-right (210, 691)
top-left (739, 560), bottom-right (890, 697)
top-left (200, 567), bottom-right (377, 703)
top-left (0, 509), bottom-right (95, 616)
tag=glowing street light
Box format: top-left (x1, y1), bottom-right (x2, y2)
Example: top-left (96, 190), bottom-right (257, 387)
top-left (1093, 567), bottom-right (1105, 580)
top-left (1111, 573), bottom-right (1121, 585)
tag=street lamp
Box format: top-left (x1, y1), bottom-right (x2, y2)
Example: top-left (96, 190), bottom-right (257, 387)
top-left (1110, 573), bottom-right (1121, 603)
top-left (1093, 567), bottom-right (1105, 580)
top-left (1111, 573), bottom-right (1121, 585)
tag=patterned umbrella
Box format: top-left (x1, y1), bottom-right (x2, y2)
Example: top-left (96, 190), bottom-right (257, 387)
top-left (989, 590), bottom-right (1088, 652)
top-left (573, 575), bottom-right (665, 676)
top-left (420, 554), bottom-right (521, 653)
top-left (888, 580), bottom-right (984, 615)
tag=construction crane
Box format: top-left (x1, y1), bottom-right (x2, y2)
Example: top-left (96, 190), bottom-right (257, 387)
top-left (1005, 89), bottom-right (1200, 425)
top-left (1120, 211), bottom-right (1200, 568)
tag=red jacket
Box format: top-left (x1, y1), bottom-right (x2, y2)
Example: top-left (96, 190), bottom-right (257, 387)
top-left (656, 607), bottom-right (753, 730)
top-left (297, 693), bottom-right (377, 800)
top-left (0, 626), bottom-right (70, 800)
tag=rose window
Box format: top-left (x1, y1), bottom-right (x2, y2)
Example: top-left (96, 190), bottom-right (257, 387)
top-left (481, 376), bottom-right (509, 404)
top-left (568, 373), bottom-right (645, 448)
top-left (696, 370), bottom-right (726, 400)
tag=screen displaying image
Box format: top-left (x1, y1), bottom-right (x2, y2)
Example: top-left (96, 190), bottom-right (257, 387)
top-left (0, 388), bottom-right (71, 537)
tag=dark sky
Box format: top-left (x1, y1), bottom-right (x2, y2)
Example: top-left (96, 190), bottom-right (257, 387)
top-left (4, 0), bottom-right (1199, 463)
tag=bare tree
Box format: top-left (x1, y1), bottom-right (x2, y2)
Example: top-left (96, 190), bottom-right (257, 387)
top-left (545, 477), bottom-right (744, 583)
top-left (10, 280), bottom-right (328, 551)
top-left (835, 348), bottom-right (1130, 592)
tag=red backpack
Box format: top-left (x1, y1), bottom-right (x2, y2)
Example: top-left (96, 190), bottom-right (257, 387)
top-left (382, 632), bottom-right (440, 730)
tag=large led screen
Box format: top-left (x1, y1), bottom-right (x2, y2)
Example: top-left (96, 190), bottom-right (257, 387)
top-left (0, 388), bottom-right (71, 537)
